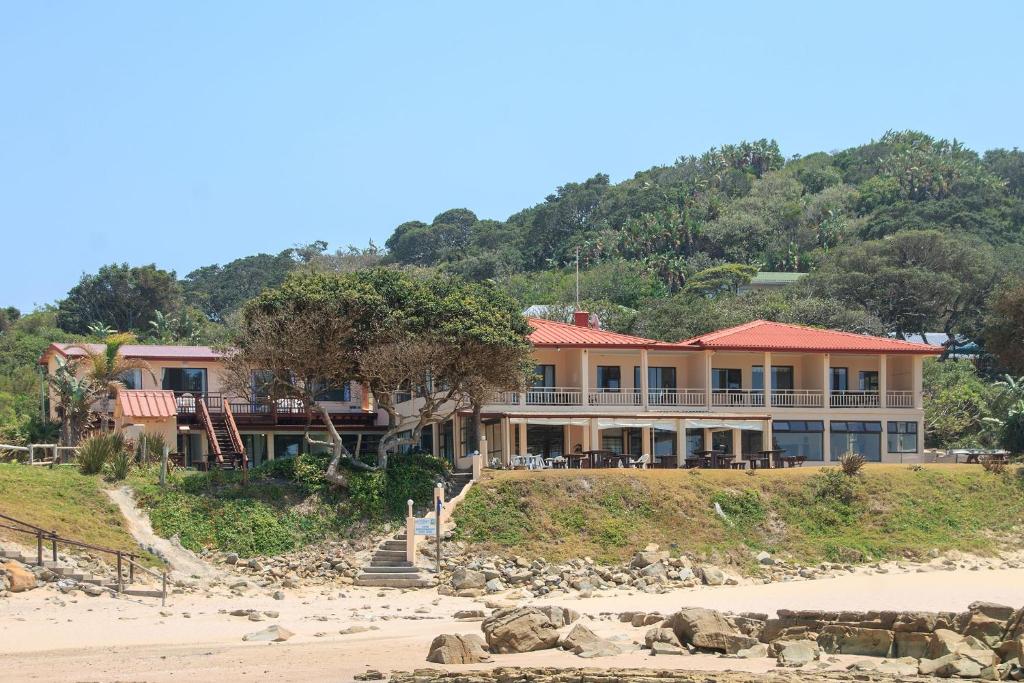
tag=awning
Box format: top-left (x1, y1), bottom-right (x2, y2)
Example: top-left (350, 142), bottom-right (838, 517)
top-left (686, 418), bottom-right (765, 431)
top-left (597, 418), bottom-right (679, 431)
top-left (508, 417), bottom-right (590, 426)
top-left (117, 390), bottom-right (177, 419)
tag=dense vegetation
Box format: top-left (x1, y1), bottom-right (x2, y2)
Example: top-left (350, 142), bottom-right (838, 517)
top-left (3, 130), bottom-right (1024, 451)
top-left (454, 467), bottom-right (1024, 565)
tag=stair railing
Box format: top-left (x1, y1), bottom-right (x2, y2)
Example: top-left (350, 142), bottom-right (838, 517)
top-left (197, 398), bottom-right (223, 465)
top-left (223, 401), bottom-right (248, 473)
top-left (0, 511), bottom-right (168, 605)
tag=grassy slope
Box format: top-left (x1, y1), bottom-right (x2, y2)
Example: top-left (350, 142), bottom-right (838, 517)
top-left (453, 465), bottom-right (1024, 566)
top-left (0, 464), bottom-right (144, 556)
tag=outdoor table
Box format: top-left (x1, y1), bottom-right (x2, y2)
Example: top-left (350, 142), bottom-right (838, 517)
top-left (693, 449), bottom-right (717, 468)
top-left (547, 456), bottom-right (568, 469)
top-left (744, 453), bottom-right (771, 469)
top-left (760, 449), bottom-right (787, 468)
top-left (729, 461), bottom-right (747, 470)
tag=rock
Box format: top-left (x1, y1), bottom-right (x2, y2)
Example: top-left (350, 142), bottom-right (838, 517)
top-left (225, 553), bottom-right (239, 564)
top-left (666, 607), bottom-right (757, 654)
top-left (775, 639), bottom-right (821, 667)
top-left (736, 643), bottom-right (770, 658)
top-left (644, 627), bottom-right (681, 649)
top-left (969, 601), bottom-right (1016, 622)
top-left (699, 565), bottom-right (726, 586)
top-left (630, 550), bottom-right (668, 569)
top-left (2, 561), bottom-right (36, 593)
top-left (242, 625), bottom-right (294, 642)
top-left (80, 583), bottom-right (105, 597)
top-left (425, 633), bottom-right (491, 664)
top-left (650, 642), bottom-right (686, 655)
top-left (875, 657), bottom-right (921, 677)
top-left (248, 612), bottom-right (265, 621)
top-left (272, 590), bottom-right (285, 600)
top-left (537, 605), bottom-right (580, 628)
top-left (920, 653), bottom-right (986, 678)
top-left (484, 578), bottom-right (505, 593)
top-left (559, 623), bottom-right (604, 653)
top-left (453, 609), bottom-right (485, 621)
top-left (756, 551), bottom-right (774, 565)
top-left (817, 625), bottom-right (895, 657)
top-left (894, 630), bottom-right (932, 659)
top-left (641, 562), bottom-right (668, 579)
top-left (963, 612), bottom-right (1009, 648)
top-left (451, 567), bottom-right (486, 590)
top-left (353, 670), bottom-right (385, 681)
top-left (339, 625), bottom-right (372, 634)
top-left (481, 607), bottom-right (560, 653)
top-left (577, 639), bottom-right (629, 658)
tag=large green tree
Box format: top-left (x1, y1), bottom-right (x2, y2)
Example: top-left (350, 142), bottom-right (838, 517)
top-left (56, 263), bottom-right (182, 334)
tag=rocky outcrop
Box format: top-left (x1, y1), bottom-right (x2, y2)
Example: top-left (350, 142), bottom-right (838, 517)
top-left (666, 607), bottom-right (757, 653)
top-left (817, 625), bottom-right (894, 657)
top-left (425, 634), bottom-right (491, 664)
top-left (773, 639), bottom-right (821, 667)
top-left (481, 607), bottom-right (559, 653)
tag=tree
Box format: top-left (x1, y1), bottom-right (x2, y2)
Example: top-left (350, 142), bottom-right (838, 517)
top-left (0, 306), bottom-right (20, 333)
top-left (48, 358), bottom-right (102, 446)
top-left (922, 359), bottom-right (996, 449)
top-left (984, 278), bottom-right (1024, 374)
top-left (228, 269), bottom-right (532, 484)
top-left (183, 248), bottom-right (303, 322)
top-left (385, 210), bottom-right (479, 266)
top-left (683, 264), bottom-right (758, 296)
top-left (56, 263), bottom-right (182, 334)
top-left (67, 333), bottom-right (155, 430)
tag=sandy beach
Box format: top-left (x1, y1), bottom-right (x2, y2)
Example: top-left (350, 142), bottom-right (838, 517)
top-left (4, 564), bottom-right (1024, 682)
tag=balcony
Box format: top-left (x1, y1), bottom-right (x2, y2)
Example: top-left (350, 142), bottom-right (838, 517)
top-left (711, 389), bottom-right (764, 408)
top-left (589, 388), bottom-right (641, 407)
top-left (173, 391), bottom-right (376, 427)
top-left (771, 389), bottom-right (824, 408)
top-left (887, 390), bottom-right (914, 408)
top-left (648, 388), bottom-right (706, 408)
top-left (830, 390), bottom-right (880, 408)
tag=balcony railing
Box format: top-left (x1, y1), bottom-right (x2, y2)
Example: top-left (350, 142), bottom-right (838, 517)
top-left (771, 389), bottom-right (824, 408)
top-left (830, 390), bottom-right (880, 408)
top-left (648, 388), bottom-right (706, 408)
top-left (589, 388), bottom-right (642, 406)
top-left (711, 389), bottom-right (764, 407)
top-left (887, 390), bottom-right (914, 408)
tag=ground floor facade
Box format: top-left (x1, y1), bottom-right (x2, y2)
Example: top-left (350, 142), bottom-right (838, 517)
top-left (172, 426), bottom-right (386, 468)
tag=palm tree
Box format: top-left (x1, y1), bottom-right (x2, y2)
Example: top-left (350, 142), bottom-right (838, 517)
top-left (48, 358), bottom-right (102, 446)
top-left (68, 333), bottom-right (156, 430)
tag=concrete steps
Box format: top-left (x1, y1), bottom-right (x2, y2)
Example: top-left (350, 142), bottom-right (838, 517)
top-left (2, 546), bottom-right (118, 589)
top-left (354, 531), bottom-right (434, 588)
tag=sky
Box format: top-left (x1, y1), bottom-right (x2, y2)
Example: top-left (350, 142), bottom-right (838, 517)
top-left (1, 1), bottom-right (1022, 311)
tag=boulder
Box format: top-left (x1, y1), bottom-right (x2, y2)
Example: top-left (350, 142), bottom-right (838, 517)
top-left (2, 561), bottom-right (36, 593)
top-left (640, 562), bottom-right (668, 578)
top-left (650, 642), bottom-right (686, 656)
top-left (481, 607), bottom-right (559, 653)
top-left (817, 625), bottom-right (894, 657)
top-left (453, 609), bottom-right (485, 621)
top-left (928, 629), bottom-right (970, 659)
top-left (242, 625), bottom-right (294, 642)
top-left (451, 567), bottom-right (486, 590)
top-left (736, 643), bottom-right (770, 658)
top-left (426, 634), bottom-right (491, 664)
top-left (666, 607), bottom-right (757, 653)
top-left (969, 601), bottom-right (1016, 622)
top-left (630, 550), bottom-right (668, 569)
top-left (892, 611), bottom-right (939, 632)
top-left (893, 630), bottom-right (932, 659)
top-left (962, 612), bottom-right (1009, 648)
top-left (774, 639), bottom-right (821, 667)
top-left (699, 565), bottom-right (726, 586)
top-left (537, 605), bottom-right (580, 628)
top-left (644, 627), bottom-right (681, 649)
top-left (920, 653), bottom-right (985, 679)
top-left (559, 623), bottom-right (604, 654)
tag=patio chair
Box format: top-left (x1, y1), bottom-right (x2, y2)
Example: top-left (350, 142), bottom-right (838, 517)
top-left (628, 453), bottom-right (651, 469)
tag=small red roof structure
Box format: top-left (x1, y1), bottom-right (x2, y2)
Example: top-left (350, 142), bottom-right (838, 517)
top-left (527, 317), bottom-right (681, 349)
top-left (40, 343), bottom-right (222, 365)
top-left (678, 320), bottom-right (939, 355)
top-left (117, 390), bottom-right (177, 419)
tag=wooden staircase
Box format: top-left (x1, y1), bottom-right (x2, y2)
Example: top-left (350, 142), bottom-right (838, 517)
top-left (198, 398), bottom-right (247, 471)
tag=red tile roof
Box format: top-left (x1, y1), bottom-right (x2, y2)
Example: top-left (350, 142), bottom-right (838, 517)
top-left (41, 342), bottom-right (222, 365)
top-left (527, 317), bottom-right (680, 349)
top-left (117, 390), bottom-right (177, 419)
top-left (678, 320), bottom-right (940, 355)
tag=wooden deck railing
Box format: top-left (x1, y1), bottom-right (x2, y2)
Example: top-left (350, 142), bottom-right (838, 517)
top-left (197, 398), bottom-right (222, 463)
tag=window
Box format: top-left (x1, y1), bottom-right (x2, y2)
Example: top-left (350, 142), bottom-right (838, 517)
top-left (596, 366), bottom-right (621, 390)
top-left (685, 428), bottom-right (705, 457)
top-left (419, 424), bottom-right (434, 454)
top-left (752, 366), bottom-right (794, 391)
top-left (274, 434), bottom-right (305, 459)
top-left (654, 429), bottom-right (675, 457)
top-left (859, 371), bottom-right (879, 392)
top-left (162, 368), bottom-right (207, 393)
top-left (601, 430), bottom-right (624, 454)
top-left (830, 367), bottom-right (848, 392)
top-left (527, 425), bottom-right (564, 458)
top-left (772, 420), bottom-right (824, 461)
top-left (887, 421), bottom-right (918, 453)
top-left (830, 421), bottom-right (882, 461)
top-left (117, 369), bottom-right (143, 390)
top-left (395, 381), bottom-right (413, 404)
top-left (313, 381), bottom-right (351, 402)
top-left (533, 365), bottom-right (555, 389)
top-left (633, 366), bottom-right (677, 392)
top-left (712, 368), bottom-right (742, 390)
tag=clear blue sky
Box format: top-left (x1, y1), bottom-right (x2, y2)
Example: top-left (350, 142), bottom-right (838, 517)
top-left (2, 1), bottom-right (1022, 311)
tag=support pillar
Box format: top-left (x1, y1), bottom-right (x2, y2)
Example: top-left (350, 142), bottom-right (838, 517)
top-left (517, 421), bottom-right (528, 455)
top-left (589, 419), bottom-right (600, 453)
top-left (432, 424), bottom-right (441, 458)
top-left (823, 420), bottom-right (832, 463)
top-left (879, 354), bottom-right (888, 410)
top-left (763, 351), bottom-right (772, 408)
top-left (580, 350), bottom-right (590, 406)
top-left (731, 428), bottom-right (742, 458)
top-left (912, 356), bottom-right (923, 410)
top-left (500, 417), bottom-right (511, 467)
top-left (581, 418), bottom-right (592, 451)
top-left (703, 427), bottom-right (712, 452)
top-left (676, 419), bottom-right (687, 467)
top-left (764, 418), bottom-right (773, 452)
top-left (452, 413), bottom-right (463, 460)
top-left (704, 350), bottom-right (714, 408)
top-left (405, 500), bottom-right (416, 562)
top-left (822, 353), bottom-right (831, 410)
top-left (641, 426), bottom-right (652, 459)
top-left (640, 349), bottom-right (650, 410)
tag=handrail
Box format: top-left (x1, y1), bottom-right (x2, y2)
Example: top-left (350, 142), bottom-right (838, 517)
top-left (197, 398), bottom-right (222, 463)
top-left (223, 401), bottom-right (247, 470)
top-left (0, 510), bottom-right (168, 605)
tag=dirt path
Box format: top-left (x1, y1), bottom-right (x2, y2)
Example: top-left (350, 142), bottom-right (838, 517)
top-left (105, 485), bottom-right (228, 584)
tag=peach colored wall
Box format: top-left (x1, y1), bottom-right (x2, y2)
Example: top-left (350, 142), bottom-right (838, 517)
top-left (114, 415), bottom-right (178, 448)
top-left (829, 354), bottom-right (881, 389)
top-left (888, 355), bottom-right (914, 391)
top-left (532, 348), bottom-right (583, 388)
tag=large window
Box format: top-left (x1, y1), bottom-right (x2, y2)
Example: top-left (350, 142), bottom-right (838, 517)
top-left (596, 366), bottom-right (621, 390)
top-left (772, 420), bottom-right (824, 461)
top-left (685, 428), bottom-right (705, 457)
top-left (830, 367), bottom-right (848, 391)
top-left (887, 421), bottom-right (918, 453)
top-left (119, 369), bottom-right (143, 390)
top-left (752, 366), bottom-right (794, 391)
top-left (654, 429), bottom-right (675, 457)
top-left (830, 421), bottom-right (882, 461)
top-left (273, 434), bottom-right (305, 459)
top-left (527, 425), bottom-right (564, 458)
top-left (162, 368), bottom-right (207, 393)
top-left (533, 364), bottom-right (555, 389)
top-left (312, 381), bottom-right (351, 402)
top-left (712, 368), bottom-right (742, 390)
top-left (633, 366), bottom-right (677, 391)
top-left (859, 371), bottom-right (879, 392)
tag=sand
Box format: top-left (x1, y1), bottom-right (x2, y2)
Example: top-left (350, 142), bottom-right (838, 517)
top-left (4, 564), bottom-right (1024, 682)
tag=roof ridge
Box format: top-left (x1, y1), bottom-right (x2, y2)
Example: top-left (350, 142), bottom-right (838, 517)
top-left (679, 319), bottom-right (769, 345)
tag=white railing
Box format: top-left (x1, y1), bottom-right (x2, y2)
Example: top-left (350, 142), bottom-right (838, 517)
top-left (887, 391), bottom-right (914, 408)
top-left (711, 390), bottom-right (764, 407)
top-left (648, 388), bottom-right (706, 408)
top-left (830, 390), bottom-right (880, 408)
top-left (525, 387), bottom-right (583, 406)
top-left (589, 389), bottom-right (641, 406)
top-left (771, 389), bottom-right (824, 408)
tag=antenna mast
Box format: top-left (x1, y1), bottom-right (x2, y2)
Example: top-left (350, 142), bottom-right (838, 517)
top-left (575, 247), bottom-right (580, 310)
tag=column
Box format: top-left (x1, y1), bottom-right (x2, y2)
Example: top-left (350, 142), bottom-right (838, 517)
top-left (912, 356), bottom-right (923, 410)
top-left (580, 350), bottom-right (590, 406)
top-left (822, 353), bottom-right (831, 410)
top-left (917, 416), bottom-right (925, 456)
top-left (582, 418), bottom-right (592, 451)
top-left (879, 354), bottom-right (888, 409)
top-left (517, 421), bottom-right (527, 455)
top-left (452, 413), bottom-right (463, 460)
top-left (500, 418), bottom-right (511, 467)
top-left (731, 428), bottom-right (742, 459)
top-left (676, 419), bottom-right (687, 467)
top-left (266, 433), bottom-right (275, 461)
top-left (704, 350), bottom-right (713, 408)
top-left (432, 423), bottom-right (441, 458)
top-left (703, 427), bottom-right (712, 452)
top-left (763, 418), bottom-right (773, 452)
top-left (641, 426), bottom-right (652, 457)
top-left (589, 419), bottom-right (600, 452)
top-left (563, 425), bottom-right (571, 456)
top-left (360, 382), bottom-right (372, 411)
top-left (823, 420), bottom-right (832, 463)
top-left (640, 349), bottom-right (650, 410)
top-left (763, 351), bottom-right (772, 408)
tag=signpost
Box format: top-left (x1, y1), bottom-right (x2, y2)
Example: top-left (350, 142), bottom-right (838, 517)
top-left (414, 517), bottom-right (436, 536)
top-left (434, 488), bottom-right (443, 573)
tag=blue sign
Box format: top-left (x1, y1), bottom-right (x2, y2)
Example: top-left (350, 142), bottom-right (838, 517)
top-left (414, 518), bottom-right (436, 536)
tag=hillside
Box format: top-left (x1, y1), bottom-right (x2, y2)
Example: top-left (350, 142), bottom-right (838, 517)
top-left (452, 466), bottom-right (1024, 566)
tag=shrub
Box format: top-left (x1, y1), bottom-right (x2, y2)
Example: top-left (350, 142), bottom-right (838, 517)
top-left (77, 433), bottom-right (117, 475)
top-left (106, 448), bottom-right (134, 481)
top-left (814, 468), bottom-right (857, 505)
top-left (840, 452), bottom-right (866, 476)
top-left (980, 455), bottom-right (1007, 474)
top-left (136, 432), bottom-right (167, 464)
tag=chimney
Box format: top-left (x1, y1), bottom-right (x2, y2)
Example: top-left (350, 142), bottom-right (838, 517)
top-left (573, 311), bottom-right (590, 328)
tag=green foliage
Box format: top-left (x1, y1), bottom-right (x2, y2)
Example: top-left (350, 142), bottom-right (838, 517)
top-left (183, 247), bottom-right (308, 322)
top-left (711, 490), bottom-right (766, 528)
top-left (105, 447), bottom-right (134, 481)
top-left (684, 264), bottom-right (758, 296)
top-left (840, 452), bottom-right (866, 476)
top-left (923, 359), bottom-right (996, 448)
top-left (77, 433), bottom-right (117, 475)
top-left (56, 263), bottom-right (182, 334)
top-left (985, 278), bottom-right (1024, 375)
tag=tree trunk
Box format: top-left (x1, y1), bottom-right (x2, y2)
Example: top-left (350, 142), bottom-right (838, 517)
top-left (314, 403), bottom-right (373, 489)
